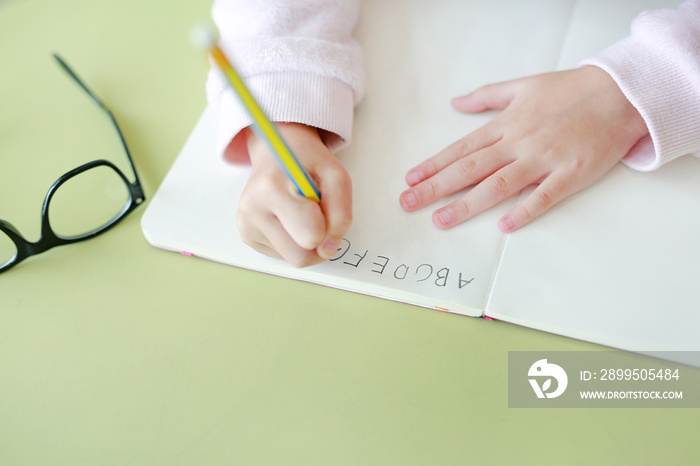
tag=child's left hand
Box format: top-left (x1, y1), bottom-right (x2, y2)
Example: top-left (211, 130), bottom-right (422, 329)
top-left (399, 66), bottom-right (648, 232)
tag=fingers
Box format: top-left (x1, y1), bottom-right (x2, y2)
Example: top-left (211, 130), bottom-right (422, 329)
top-left (315, 163), bottom-right (353, 260)
top-left (497, 175), bottom-right (570, 233)
top-left (405, 124), bottom-right (501, 187)
top-left (240, 213), bottom-right (326, 268)
top-left (273, 189), bottom-right (327, 251)
top-left (497, 161), bottom-right (609, 233)
top-left (237, 172), bottom-right (328, 268)
top-left (240, 167), bottom-right (352, 266)
top-left (400, 145), bottom-right (510, 212)
top-left (430, 160), bottom-right (544, 230)
top-left (403, 80), bottom-right (524, 188)
top-left (400, 79), bottom-right (525, 217)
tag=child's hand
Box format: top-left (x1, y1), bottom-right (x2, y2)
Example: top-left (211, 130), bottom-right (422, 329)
top-left (236, 123), bottom-right (352, 267)
top-left (399, 66), bottom-right (648, 232)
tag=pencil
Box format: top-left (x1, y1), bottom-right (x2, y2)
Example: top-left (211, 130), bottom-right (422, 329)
top-left (192, 26), bottom-right (321, 202)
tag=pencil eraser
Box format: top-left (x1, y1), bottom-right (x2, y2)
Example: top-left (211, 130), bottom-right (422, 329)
top-left (190, 24), bottom-right (218, 50)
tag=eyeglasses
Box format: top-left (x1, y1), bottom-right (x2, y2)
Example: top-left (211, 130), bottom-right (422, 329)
top-left (0, 54), bottom-right (145, 273)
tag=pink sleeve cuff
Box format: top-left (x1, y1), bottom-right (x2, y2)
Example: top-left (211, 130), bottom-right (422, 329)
top-left (207, 70), bottom-right (355, 161)
top-left (579, 2), bottom-right (700, 171)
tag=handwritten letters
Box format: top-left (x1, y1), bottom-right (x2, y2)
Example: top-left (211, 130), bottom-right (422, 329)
top-left (329, 238), bottom-right (474, 290)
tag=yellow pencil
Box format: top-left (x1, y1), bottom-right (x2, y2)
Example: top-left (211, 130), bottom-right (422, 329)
top-left (192, 26), bottom-right (321, 202)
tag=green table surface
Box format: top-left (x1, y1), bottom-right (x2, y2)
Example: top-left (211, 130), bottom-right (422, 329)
top-left (1, 1), bottom-right (696, 464)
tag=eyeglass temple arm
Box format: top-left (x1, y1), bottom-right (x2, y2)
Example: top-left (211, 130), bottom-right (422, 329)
top-left (52, 53), bottom-right (143, 192)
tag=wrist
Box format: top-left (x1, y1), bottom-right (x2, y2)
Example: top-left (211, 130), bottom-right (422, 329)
top-left (246, 122), bottom-right (324, 167)
top-left (580, 66), bottom-right (648, 143)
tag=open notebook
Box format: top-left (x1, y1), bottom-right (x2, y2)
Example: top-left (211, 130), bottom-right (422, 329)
top-left (142, 0), bottom-right (700, 366)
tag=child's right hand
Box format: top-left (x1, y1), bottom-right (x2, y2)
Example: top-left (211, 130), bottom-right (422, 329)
top-left (236, 123), bottom-right (352, 268)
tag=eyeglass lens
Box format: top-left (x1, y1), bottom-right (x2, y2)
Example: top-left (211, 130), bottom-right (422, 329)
top-left (48, 164), bottom-right (132, 238)
top-left (0, 162), bottom-right (133, 268)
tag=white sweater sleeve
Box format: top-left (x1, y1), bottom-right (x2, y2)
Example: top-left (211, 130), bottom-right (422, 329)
top-left (580, 0), bottom-right (700, 171)
top-left (207, 0), bottom-right (365, 162)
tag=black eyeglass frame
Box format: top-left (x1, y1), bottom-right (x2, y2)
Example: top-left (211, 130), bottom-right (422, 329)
top-left (0, 54), bottom-right (145, 273)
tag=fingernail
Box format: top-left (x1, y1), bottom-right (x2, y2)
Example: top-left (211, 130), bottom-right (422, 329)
top-left (437, 209), bottom-right (452, 225)
top-left (501, 217), bottom-right (515, 232)
top-left (403, 190), bottom-right (419, 208)
top-left (321, 239), bottom-right (340, 258)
